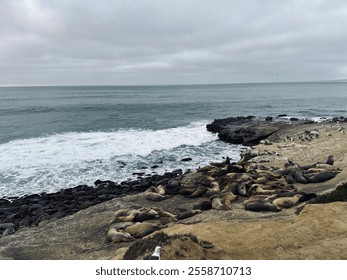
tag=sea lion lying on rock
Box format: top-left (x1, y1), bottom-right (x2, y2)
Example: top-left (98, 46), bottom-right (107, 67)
top-left (106, 228), bottom-right (135, 243)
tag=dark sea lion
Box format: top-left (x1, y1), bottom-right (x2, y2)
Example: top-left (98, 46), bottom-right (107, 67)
top-left (294, 171), bottom-right (308, 184)
top-left (178, 187), bottom-right (196, 196)
top-left (325, 155), bottom-right (334, 166)
top-left (244, 201), bottom-right (281, 212)
top-left (193, 200), bottom-right (212, 211)
top-left (237, 182), bottom-right (250, 196)
top-left (106, 228), bottom-right (135, 243)
top-left (285, 175), bottom-right (295, 184)
top-left (307, 172), bottom-right (337, 183)
top-left (177, 209), bottom-right (201, 220)
top-left (187, 187), bottom-right (208, 198)
top-left (299, 164), bottom-right (316, 170)
top-left (133, 211), bottom-right (159, 222)
top-left (299, 193), bottom-right (317, 202)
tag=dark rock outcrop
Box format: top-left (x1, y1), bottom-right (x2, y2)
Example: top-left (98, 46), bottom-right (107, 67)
top-left (207, 116), bottom-right (291, 146)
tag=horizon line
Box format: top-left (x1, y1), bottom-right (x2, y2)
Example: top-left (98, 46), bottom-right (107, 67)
top-left (0, 78), bottom-right (346, 88)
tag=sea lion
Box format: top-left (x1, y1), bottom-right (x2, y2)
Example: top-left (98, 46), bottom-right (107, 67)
top-left (210, 181), bottom-right (220, 192)
top-left (109, 213), bottom-right (136, 224)
top-left (144, 192), bottom-right (170, 201)
top-left (151, 207), bottom-right (176, 218)
top-left (125, 222), bottom-right (165, 238)
top-left (294, 171), bottom-right (308, 184)
top-left (256, 177), bottom-right (268, 184)
top-left (211, 197), bottom-right (228, 210)
top-left (272, 194), bottom-right (302, 208)
top-left (244, 201), bottom-right (281, 212)
top-left (221, 192), bottom-right (239, 209)
top-left (221, 181), bottom-right (239, 194)
top-left (108, 221), bottom-right (135, 231)
top-left (187, 187), bottom-right (207, 198)
top-left (315, 163), bottom-right (339, 171)
top-left (244, 194), bottom-right (277, 204)
top-left (325, 155), bottom-right (334, 165)
top-left (147, 186), bottom-right (159, 193)
top-left (178, 187), bottom-right (196, 196)
top-left (111, 208), bottom-right (141, 218)
top-left (299, 193), bottom-right (317, 202)
top-left (247, 185), bottom-right (280, 196)
top-left (109, 208), bottom-right (142, 224)
top-left (285, 175), bottom-right (295, 184)
top-left (275, 191), bottom-right (305, 198)
top-left (176, 209), bottom-right (201, 220)
top-left (307, 172), bottom-right (337, 183)
top-left (157, 185), bottom-right (166, 195)
top-left (157, 216), bottom-right (178, 224)
top-left (106, 228), bottom-right (135, 243)
top-left (192, 200), bottom-right (212, 211)
top-left (237, 182), bottom-right (250, 197)
top-left (133, 211), bottom-right (159, 222)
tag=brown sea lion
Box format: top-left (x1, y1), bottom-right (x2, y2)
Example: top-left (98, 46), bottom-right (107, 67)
top-left (211, 197), bottom-right (228, 210)
top-left (187, 187), bottom-right (208, 198)
top-left (272, 194), bottom-right (302, 208)
top-left (144, 192), bottom-right (170, 201)
top-left (125, 222), bottom-right (165, 238)
top-left (106, 228), bottom-right (135, 243)
top-left (151, 207), bottom-right (176, 218)
top-left (108, 221), bottom-right (135, 231)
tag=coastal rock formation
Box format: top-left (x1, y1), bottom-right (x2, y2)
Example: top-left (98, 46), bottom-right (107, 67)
top-left (206, 116), bottom-right (294, 145)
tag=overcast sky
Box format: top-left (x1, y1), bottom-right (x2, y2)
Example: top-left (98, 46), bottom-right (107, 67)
top-left (1, 0), bottom-right (347, 86)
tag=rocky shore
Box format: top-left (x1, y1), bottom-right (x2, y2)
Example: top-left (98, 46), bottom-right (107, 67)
top-left (0, 115), bottom-right (346, 260)
top-left (0, 170), bottom-right (183, 238)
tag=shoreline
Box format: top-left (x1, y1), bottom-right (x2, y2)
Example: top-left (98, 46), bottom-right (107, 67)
top-left (1, 115), bottom-right (346, 259)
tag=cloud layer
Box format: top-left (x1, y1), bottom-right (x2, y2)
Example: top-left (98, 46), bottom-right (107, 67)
top-left (1, 0), bottom-right (347, 85)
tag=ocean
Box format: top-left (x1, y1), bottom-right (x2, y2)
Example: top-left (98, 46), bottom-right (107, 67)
top-left (0, 82), bottom-right (346, 198)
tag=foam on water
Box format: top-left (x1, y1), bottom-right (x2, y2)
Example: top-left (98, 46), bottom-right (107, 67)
top-left (0, 122), bottom-right (242, 197)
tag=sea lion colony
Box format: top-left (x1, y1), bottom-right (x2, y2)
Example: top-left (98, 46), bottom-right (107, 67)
top-left (107, 150), bottom-right (341, 243)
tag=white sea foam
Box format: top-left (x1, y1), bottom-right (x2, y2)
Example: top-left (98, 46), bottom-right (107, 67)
top-left (0, 122), bottom-right (242, 197)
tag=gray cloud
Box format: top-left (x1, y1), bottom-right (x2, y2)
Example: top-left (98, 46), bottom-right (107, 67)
top-left (1, 0), bottom-right (347, 85)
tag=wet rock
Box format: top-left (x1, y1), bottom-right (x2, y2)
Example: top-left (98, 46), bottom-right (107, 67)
top-left (207, 117), bottom-right (291, 146)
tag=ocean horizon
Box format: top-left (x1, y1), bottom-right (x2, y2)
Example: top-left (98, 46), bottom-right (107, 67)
top-left (0, 81), bottom-right (346, 197)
